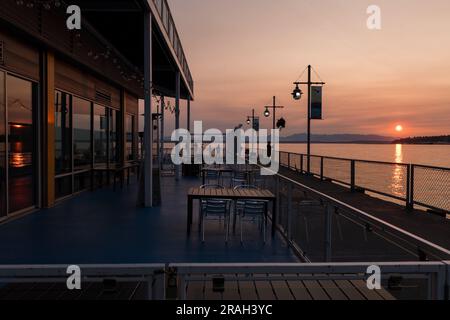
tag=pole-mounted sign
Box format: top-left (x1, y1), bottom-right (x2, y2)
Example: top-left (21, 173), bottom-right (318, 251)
top-left (252, 117), bottom-right (260, 131)
top-left (311, 86), bottom-right (323, 120)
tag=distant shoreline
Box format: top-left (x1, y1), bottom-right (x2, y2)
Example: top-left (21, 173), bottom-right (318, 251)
top-left (279, 141), bottom-right (391, 144)
top-left (279, 141), bottom-right (450, 145)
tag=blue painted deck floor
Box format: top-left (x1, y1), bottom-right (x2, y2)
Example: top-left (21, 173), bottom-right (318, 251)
top-left (0, 177), bottom-right (297, 264)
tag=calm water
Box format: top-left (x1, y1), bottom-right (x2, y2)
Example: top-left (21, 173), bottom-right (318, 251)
top-left (280, 143), bottom-right (450, 213)
top-left (280, 143), bottom-right (450, 168)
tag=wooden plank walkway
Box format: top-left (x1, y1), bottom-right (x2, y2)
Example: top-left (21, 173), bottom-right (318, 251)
top-left (184, 277), bottom-right (396, 300)
top-left (278, 167), bottom-right (450, 252)
top-left (0, 277), bottom-right (397, 300)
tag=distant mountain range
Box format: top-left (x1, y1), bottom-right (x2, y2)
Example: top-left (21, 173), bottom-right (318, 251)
top-left (280, 133), bottom-right (394, 143)
top-left (164, 133), bottom-right (450, 144)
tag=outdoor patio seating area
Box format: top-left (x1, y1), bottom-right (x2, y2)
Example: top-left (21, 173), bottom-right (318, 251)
top-left (0, 171), bottom-right (297, 265)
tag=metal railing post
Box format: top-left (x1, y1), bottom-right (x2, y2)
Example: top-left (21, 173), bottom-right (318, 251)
top-left (409, 164), bottom-right (415, 211)
top-left (324, 204), bottom-right (333, 262)
top-left (445, 261), bottom-right (450, 300)
top-left (276, 176), bottom-right (280, 225)
top-left (178, 274), bottom-right (187, 300)
top-left (406, 164), bottom-right (411, 210)
top-left (350, 160), bottom-right (356, 192)
top-left (287, 182), bottom-right (293, 240)
top-left (431, 264), bottom-right (447, 300)
top-left (288, 152), bottom-right (291, 169)
top-left (320, 157), bottom-right (324, 181)
top-left (152, 270), bottom-right (166, 300)
top-left (300, 154), bottom-right (304, 174)
top-left (147, 275), bottom-right (154, 300)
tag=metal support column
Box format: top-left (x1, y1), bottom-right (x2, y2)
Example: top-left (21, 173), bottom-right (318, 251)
top-left (175, 71), bottom-right (181, 180)
top-left (160, 96), bottom-right (165, 168)
top-left (187, 97), bottom-right (191, 132)
top-left (143, 11), bottom-right (153, 207)
top-left (307, 65), bottom-right (312, 174)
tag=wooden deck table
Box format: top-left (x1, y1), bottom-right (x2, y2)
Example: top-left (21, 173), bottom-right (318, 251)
top-left (187, 187), bottom-right (277, 236)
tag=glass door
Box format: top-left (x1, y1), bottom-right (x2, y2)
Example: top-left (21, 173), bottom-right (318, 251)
top-left (6, 74), bottom-right (36, 213)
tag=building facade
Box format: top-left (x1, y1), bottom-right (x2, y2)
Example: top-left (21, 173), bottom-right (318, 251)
top-left (0, 0), bottom-right (193, 219)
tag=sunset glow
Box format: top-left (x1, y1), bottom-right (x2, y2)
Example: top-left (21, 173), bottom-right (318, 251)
top-left (170, 0), bottom-right (450, 136)
top-left (395, 125), bottom-right (403, 132)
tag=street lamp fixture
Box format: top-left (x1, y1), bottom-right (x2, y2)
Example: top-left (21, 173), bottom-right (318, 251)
top-left (291, 65), bottom-right (325, 174)
top-left (264, 96), bottom-right (284, 130)
top-left (292, 84), bottom-right (303, 100)
top-left (246, 116), bottom-right (251, 125)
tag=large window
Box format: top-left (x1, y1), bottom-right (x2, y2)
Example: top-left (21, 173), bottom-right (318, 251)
top-left (54, 90), bottom-right (131, 199)
top-left (0, 72), bottom-right (5, 217)
top-left (55, 91), bottom-right (72, 175)
top-left (109, 109), bottom-right (120, 165)
top-left (73, 96), bottom-right (92, 169)
top-left (93, 104), bottom-right (107, 166)
top-left (7, 75), bottom-right (36, 213)
top-left (55, 92), bottom-right (93, 199)
top-left (125, 114), bottom-right (135, 161)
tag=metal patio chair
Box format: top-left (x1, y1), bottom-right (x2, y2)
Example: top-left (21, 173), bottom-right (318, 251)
top-left (199, 184), bottom-right (231, 243)
top-left (232, 170), bottom-right (248, 187)
top-left (238, 199), bottom-right (268, 244)
top-left (233, 185), bottom-right (268, 244)
top-left (204, 169), bottom-right (221, 185)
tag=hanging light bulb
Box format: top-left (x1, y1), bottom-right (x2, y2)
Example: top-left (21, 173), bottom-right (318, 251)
top-left (264, 107), bottom-right (270, 118)
top-left (292, 84), bottom-right (303, 100)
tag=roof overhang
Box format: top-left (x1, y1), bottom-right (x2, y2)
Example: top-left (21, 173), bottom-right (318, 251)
top-left (72, 0), bottom-right (194, 100)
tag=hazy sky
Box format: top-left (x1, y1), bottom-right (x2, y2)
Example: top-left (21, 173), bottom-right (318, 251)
top-left (166, 0), bottom-right (450, 137)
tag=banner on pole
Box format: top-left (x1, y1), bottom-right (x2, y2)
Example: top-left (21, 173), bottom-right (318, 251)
top-left (252, 117), bottom-right (260, 131)
top-left (311, 86), bottom-right (323, 120)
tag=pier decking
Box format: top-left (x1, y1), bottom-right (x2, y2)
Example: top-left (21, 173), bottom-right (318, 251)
top-left (0, 170), bottom-right (448, 300)
top-left (0, 176), bottom-right (297, 265)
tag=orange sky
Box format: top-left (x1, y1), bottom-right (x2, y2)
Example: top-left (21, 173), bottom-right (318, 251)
top-left (164, 0), bottom-right (450, 137)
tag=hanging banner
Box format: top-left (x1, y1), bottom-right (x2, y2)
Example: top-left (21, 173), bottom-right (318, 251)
top-left (252, 117), bottom-right (260, 131)
top-left (311, 86), bottom-right (323, 120)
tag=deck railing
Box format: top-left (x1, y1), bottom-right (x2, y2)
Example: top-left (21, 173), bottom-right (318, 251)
top-left (0, 264), bottom-right (166, 300)
top-left (279, 151), bottom-right (450, 215)
top-left (0, 262), bottom-right (448, 300)
top-left (173, 262), bottom-right (448, 300)
top-left (259, 166), bottom-right (450, 264)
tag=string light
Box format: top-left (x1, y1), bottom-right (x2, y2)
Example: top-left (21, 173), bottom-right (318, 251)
top-left (16, 1), bottom-right (63, 9)
top-left (14, 0), bottom-right (144, 86)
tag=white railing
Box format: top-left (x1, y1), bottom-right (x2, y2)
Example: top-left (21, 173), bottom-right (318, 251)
top-left (0, 264), bottom-right (166, 300)
top-left (172, 262), bottom-right (448, 300)
top-left (0, 262), bottom-right (448, 300)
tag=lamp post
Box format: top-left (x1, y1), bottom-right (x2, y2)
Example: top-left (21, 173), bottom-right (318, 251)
top-left (264, 96), bottom-right (284, 130)
top-left (246, 109), bottom-right (257, 128)
top-left (292, 65), bottom-right (325, 173)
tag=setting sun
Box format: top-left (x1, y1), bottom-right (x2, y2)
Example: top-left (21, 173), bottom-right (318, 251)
top-left (395, 125), bottom-right (404, 132)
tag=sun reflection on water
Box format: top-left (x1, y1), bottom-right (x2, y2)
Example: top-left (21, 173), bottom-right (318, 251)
top-left (391, 144), bottom-right (405, 197)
